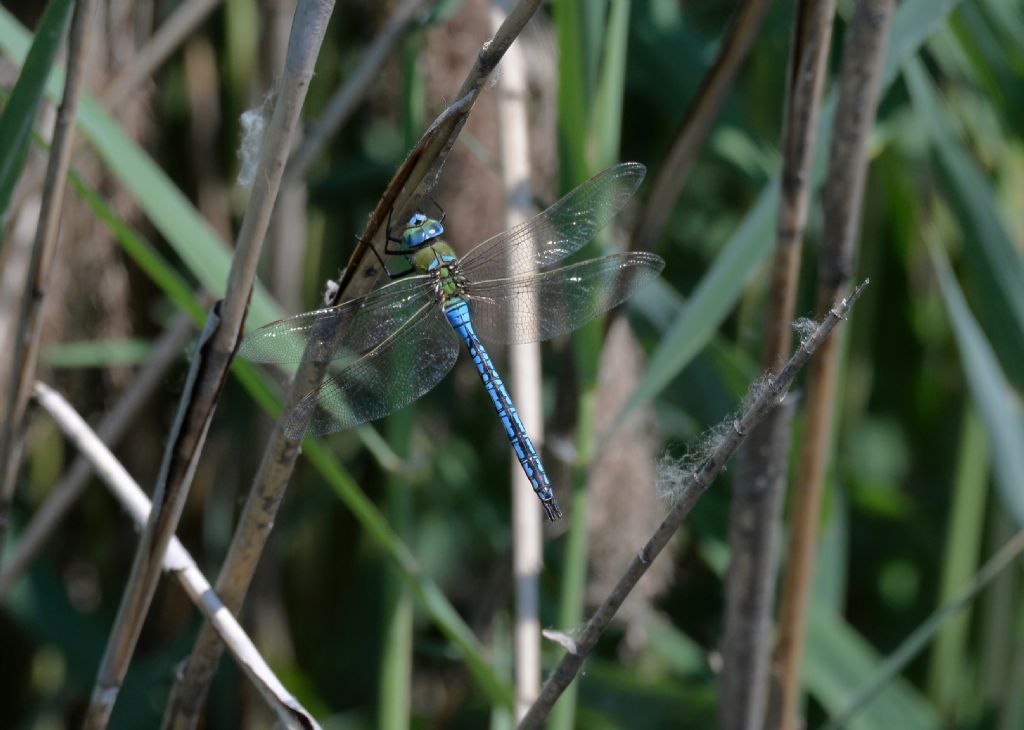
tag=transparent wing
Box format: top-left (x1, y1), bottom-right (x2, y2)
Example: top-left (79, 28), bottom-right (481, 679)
top-left (286, 303), bottom-right (459, 438)
top-left (463, 252), bottom-right (664, 345)
top-left (458, 162), bottom-right (645, 281)
top-left (239, 275), bottom-right (433, 365)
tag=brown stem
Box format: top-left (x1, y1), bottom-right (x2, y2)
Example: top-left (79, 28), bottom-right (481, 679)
top-left (719, 3), bottom-right (837, 729)
top-left (517, 281), bottom-right (871, 730)
top-left (769, 3), bottom-right (895, 729)
top-left (160, 3), bottom-right (544, 727)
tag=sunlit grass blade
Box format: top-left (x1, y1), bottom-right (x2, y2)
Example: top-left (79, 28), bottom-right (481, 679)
top-left (42, 339), bottom-right (153, 368)
top-left (0, 0), bottom-right (73, 236)
top-left (930, 243), bottom-right (1024, 527)
top-left (904, 57), bottom-right (1024, 388)
top-left (926, 407), bottom-right (989, 715)
top-left (806, 605), bottom-right (944, 730)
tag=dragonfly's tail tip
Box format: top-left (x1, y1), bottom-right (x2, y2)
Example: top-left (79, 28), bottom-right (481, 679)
top-left (543, 499), bottom-right (563, 522)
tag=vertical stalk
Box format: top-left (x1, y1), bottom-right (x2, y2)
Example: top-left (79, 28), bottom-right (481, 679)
top-left (770, 3), bottom-right (895, 728)
top-left (0, 0), bottom-right (95, 561)
top-left (719, 3), bottom-right (836, 729)
top-left (926, 406), bottom-right (990, 716)
top-left (491, 2), bottom-right (543, 718)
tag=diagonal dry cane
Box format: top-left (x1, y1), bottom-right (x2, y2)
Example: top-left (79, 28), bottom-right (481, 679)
top-left (0, 312), bottom-right (195, 598)
top-left (33, 381), bottom-right (322, 730)
top-left (160, 3), bottom-right (546, 727)
top-left (81, 2), bottom-right (337, 726)
top-left (517, 280), bottom-right (871, 730)
top-left (718, 2), bottom-right (837, 729)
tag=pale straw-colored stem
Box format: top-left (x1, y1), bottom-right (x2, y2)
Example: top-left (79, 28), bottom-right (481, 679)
top-left (490, 0), bottom-right (542, 720)
top-left (32, 382), bottom-right (321, 730)
top-left (0, 312), bottom-right (194, 597)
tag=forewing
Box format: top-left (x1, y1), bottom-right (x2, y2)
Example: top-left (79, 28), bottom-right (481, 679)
top-left (286, 303), bottom-right (459, 438)
top-left (238, 275), bottom-right (433, 365)
top-left (463, 252), bottom-right (664, 345)
top-left (458, 163), bottom-right (645, 281)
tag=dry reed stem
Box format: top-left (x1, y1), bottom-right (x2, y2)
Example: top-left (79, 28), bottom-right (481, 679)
top-left (0, 312), bottom-right (194, 597)
top-left (0, 0), bottom-right (98, 567)
top-left (490, 0), bottom-right (543, 718)
top-left (83, 2), bottom-right (335, 726)
top-left (719, 2), bottom-right (836, 729)
top-left (632, 0), bottom-right (773, 252)
top-left (32, 382), bottom-right (320, 730)
top-left (161, 3), bottom-right (544, 726)
top-left (770, 3), bottom-right (895, 729)
top-left (517, 281), bottom-right (871, 730)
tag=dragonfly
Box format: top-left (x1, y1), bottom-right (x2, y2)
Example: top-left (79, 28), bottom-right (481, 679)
top-left (239, 162), bottom-right (664, 521)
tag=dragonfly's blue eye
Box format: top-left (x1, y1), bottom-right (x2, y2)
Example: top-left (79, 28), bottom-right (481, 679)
top-left (402, 215), bottom-right (445, 248)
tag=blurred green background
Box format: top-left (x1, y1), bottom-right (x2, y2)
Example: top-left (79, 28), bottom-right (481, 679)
top-left (1, 0), bottom-right (1023, 728)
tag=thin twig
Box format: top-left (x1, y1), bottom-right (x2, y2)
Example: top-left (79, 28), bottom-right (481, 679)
top-left (770, 3), bottom-right (895, 729)
top-left (0, 312), bottom-right (194, 597)
top-left (31, 382), bottom-right (321, 730)
top-left (631, 0), bottom-right (773, 252)
top-left (719, 3), bottom-right (836, 729)
top-left (83, 3), bottom-right (335, 726)
top-left (0, 0), bottom-right (98, 567)
top-left (161, 3), bottom-right (543, 726)
top-left (286, 0), bottom-right (436, 182)
top-left (490, 0), bottom-right (543, 719)
top-left (516, 281), bottom-right (871, 730)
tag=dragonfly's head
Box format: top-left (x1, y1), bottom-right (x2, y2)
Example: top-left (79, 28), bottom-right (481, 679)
top-left (401, 212), bottom-right (444, 249)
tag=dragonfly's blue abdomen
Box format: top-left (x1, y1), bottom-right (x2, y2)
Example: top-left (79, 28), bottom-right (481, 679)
top-left (444, 299), bottom-right (562, 521)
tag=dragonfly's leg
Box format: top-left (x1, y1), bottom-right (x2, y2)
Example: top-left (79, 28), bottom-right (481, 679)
top-left (424, 191), bottom-right (446, 225)
top-left (445, 300), bottom-right (563, 521)
top-left (358, 235), bottom-right (414, 280)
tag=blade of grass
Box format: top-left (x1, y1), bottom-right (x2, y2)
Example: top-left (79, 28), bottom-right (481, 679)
top-left (0, 6), bottom-right (282, 330)
top-left (903, 57), bottom-right (1024, 389)
top-left (929, 242), bottom-right (1024, 525)
top-left (0, 0), bottom-right (73, 235)
top-left (925, 406), bottom-right (990, 717)
top-left (806, 604), bottom-right (943, 730)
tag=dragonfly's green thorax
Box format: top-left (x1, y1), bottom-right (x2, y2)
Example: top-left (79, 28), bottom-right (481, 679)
top-left (402, 213), bottom-right (464, 303)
